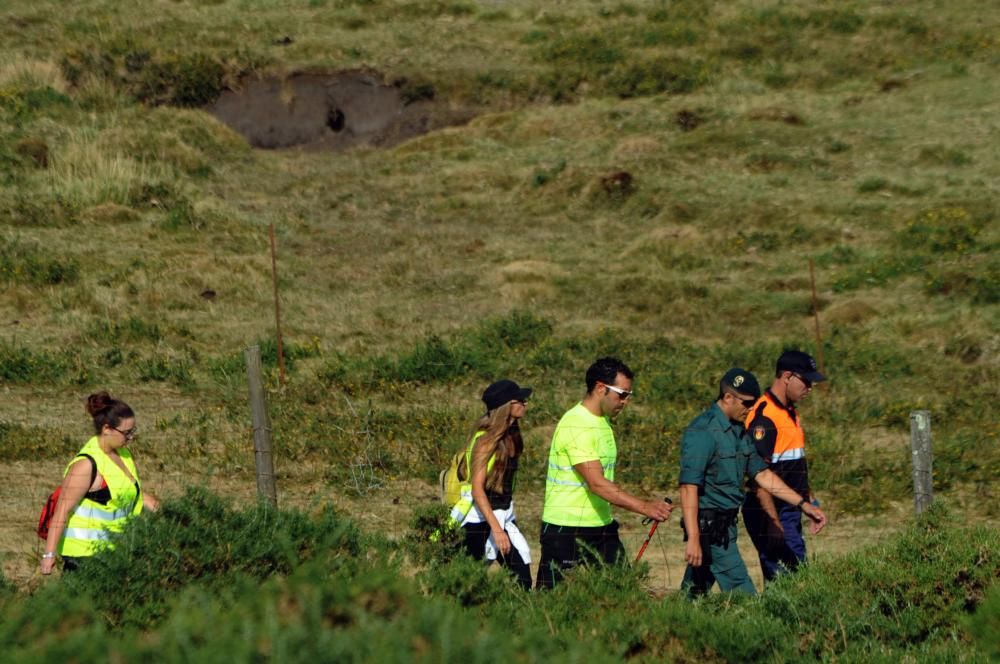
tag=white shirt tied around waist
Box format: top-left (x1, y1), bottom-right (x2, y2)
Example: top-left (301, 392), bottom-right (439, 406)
top-left (461, 501), bottom-right (532, 564)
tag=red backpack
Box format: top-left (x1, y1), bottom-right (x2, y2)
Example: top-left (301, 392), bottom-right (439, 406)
top-left (37, 454), bottom-right (96, 540)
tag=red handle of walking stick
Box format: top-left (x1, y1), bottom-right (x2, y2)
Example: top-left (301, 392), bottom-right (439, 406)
top-left (634, 497), bottom-right (672, 563)
top-left (635, 521), bottom-right (659, 563)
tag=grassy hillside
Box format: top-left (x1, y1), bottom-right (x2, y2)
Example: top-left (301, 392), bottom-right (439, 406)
top-left (1, 0), bottom-right (998, 587)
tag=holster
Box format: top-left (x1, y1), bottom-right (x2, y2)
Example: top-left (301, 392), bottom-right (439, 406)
top-left (681, 508), bottom-right (738, 550)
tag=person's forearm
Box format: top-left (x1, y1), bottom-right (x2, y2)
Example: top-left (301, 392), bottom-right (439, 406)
top-left (755, 469), bottom-right (804, 508)
top-left (586, 476), bottom-right (647, 515)
top-left (471, 487), bottom-right (503, 533)
top-left (679, 484), bottom-right (700, 538)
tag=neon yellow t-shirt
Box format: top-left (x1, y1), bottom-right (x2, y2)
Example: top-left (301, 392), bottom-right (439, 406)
top-left (541, 403), bottom-right (617, 527)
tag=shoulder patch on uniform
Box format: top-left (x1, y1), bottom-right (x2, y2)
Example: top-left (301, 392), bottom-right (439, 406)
top-left (752, 425), bottom-right (766, 441)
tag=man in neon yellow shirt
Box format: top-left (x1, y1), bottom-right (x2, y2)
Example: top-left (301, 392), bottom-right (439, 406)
top-left (536, 357), bottom-right (674, 589)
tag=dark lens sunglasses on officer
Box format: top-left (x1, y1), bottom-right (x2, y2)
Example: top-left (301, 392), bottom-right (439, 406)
top-left (790, 372), bottom-right (813, 389)
top-left (726, 391), bottom-right (755, 408)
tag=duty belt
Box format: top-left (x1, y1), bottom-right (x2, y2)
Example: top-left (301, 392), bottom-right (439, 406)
top-left (681, 508), bottom-right (739, 549)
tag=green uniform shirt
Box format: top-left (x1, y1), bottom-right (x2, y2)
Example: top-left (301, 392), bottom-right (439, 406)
top-left (678, 403), bottom-right (767, 511)
top-left (542, 402), bottom-right (616, 527)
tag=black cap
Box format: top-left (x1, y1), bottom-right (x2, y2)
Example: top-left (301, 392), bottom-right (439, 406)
top-left (776, 350), bottom-right (826, 384)
top-left (482, 379), bottom-right (532, 411)
top-left (721, 367), bottom-right (761, 399)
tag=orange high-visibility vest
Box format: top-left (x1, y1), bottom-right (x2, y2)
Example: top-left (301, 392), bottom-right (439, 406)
top-left (745, 392), bottom-right (805, 463)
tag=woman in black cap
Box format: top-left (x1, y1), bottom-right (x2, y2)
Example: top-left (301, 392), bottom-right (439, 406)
top-left (449, 379), bottom-right (533, 589)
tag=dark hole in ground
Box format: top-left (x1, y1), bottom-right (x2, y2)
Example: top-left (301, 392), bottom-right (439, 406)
top-left (327, 108), bottom-right (345, 132)
top-left (207, 70), bottom-right (476, 151)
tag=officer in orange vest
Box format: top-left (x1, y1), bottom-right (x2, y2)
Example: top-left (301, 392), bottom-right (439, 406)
top-left (742, 350), bottom-right (827, 582)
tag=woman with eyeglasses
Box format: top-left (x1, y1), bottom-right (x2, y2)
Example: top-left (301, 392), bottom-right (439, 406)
top-left (40, 392), bottom-right (159, 575)
top-left (449, 379), bottom-right (533, 589)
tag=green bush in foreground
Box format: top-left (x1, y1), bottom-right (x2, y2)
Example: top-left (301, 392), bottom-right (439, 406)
top-left (1, 495), bottom-right (995, 662)
top-left (967, 585), bottom-right (1000, 659)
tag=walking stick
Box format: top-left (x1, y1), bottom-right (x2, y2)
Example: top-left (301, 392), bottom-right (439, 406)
top-left (635, 497), bottom-right (672, 563)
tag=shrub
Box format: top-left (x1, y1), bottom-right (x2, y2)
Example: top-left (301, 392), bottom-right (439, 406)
top-left (134, 52), bottom-right (225, 106)
top-left (88, 316), bottom-right (162, 344)
top-left (0, 342), bottom-right (70, 383)
top-left (538, 33), bottom-right (624, 68)
top-left (406, 503), bottom-right (464, 566)
top-left (967, 585), bottom-right (1000, 659)
top-left (57, 487), bottom-right (366, 629)
top-left (900, 206), bottom-right (985, 253)
top-left (0, 421), bottom-right (77, 460)
top-left (0, 86), bottom-right (72, 122)
top-left (136, 354), bottom-right (193, 386)
top-left (0, 237), bottom-right (79, 285)
top-left (607, 57), bottom-right (710, 97)
top-left (207, 337), bottom-right (320, 384)
top-left (757, 503), bottom-right (999, 657)
top-left (0, 570), bottom-right (14, 597)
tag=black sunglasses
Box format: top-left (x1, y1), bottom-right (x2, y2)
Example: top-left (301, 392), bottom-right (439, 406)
top-left (791, 372), bottom-right (813, 389)
top-left (111, 425), bottom-right (138, 439)
top-left (728, 393), bottom-right (756, 408)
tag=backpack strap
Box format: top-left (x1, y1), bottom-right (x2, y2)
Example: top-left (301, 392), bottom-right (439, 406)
top-left (75, 453), bottom-right (97, 488)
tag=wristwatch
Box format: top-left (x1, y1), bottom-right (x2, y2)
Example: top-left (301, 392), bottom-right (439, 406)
top-left (42, 552), bottom-right (56, 559)
top-left (796, 498), bottom-right (807, 510)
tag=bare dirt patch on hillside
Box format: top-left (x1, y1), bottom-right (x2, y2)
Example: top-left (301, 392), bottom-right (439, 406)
top-left (207, 70), bottom-right (476, 151)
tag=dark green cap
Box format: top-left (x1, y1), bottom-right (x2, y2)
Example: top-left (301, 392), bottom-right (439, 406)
top-left (721, 367), bottom-right (761, 399)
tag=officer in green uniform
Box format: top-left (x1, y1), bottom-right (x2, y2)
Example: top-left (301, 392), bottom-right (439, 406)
top-left (679, 368), bottom-right (826, 596)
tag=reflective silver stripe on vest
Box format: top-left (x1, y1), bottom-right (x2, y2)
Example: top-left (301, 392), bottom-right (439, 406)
top-left (546, 476), bottom-right (585, 487)
top-left (549, 461), bottom-right (615, 471)
top-left (772, 448), bottom-right (805, 462)
top-left (71, 504), bottom-right (130, 522)
top-left (63, 527), bottom-right (111, 541)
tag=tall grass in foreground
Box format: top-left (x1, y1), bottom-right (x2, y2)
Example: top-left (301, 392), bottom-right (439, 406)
top-left (0, 494), bottom-right (994, 661)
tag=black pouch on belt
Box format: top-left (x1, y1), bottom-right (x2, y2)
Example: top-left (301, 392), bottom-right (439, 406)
top-left (693, 508), bottom-right (738, 549)
top-left (682, 508), bottom-right (719, 542)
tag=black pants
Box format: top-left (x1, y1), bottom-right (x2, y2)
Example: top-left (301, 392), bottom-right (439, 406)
top-left (62, 556), bottom-right (85, 573)
top-left (462, 522), bottom-right (532, 590)
top-left (535, 520), bottom-right (625, 590)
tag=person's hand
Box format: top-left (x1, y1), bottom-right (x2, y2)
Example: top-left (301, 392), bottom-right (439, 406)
top-left (685, 537), bottom-right (702, 567)
top-left (492, 529), bottom-right (511, 556)
top-left (40, 555), bottom-right (56, 575)
top-left (765, 516), bottom-right (785, 549)
top-left (643, 500), bottom-right (673, 522)
top-left (802, 503), bottom-right (827, 535)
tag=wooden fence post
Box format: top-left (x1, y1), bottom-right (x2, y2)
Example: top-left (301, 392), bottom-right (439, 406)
top-left (269, 223), bottom-right (287, 387)
top-left (245, 344), bottom-right (277, 507)
top-left (909, 410), bottom-right (932, 516)
top-left (808, 259), bottom-right (826, 380)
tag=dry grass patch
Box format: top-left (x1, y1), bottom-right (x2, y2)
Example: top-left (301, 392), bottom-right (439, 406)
top-left (0, 56), bottom-right (67, 92)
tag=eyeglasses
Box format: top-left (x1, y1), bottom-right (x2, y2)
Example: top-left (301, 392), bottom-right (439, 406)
top-left (725, 392), bottom-right (756, 408)
top-left (604, 384), bottom-right (633, 400)
top-left (791, 373), bottom-right (813, 389)
top-left (112, 425), bottom-right (138, 440)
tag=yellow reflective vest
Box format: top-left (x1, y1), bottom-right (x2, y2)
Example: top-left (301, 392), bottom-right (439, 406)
top-left (448, 431), bottom-right (497, 525)
top-left (58, 437), bottom-right (143, 557)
